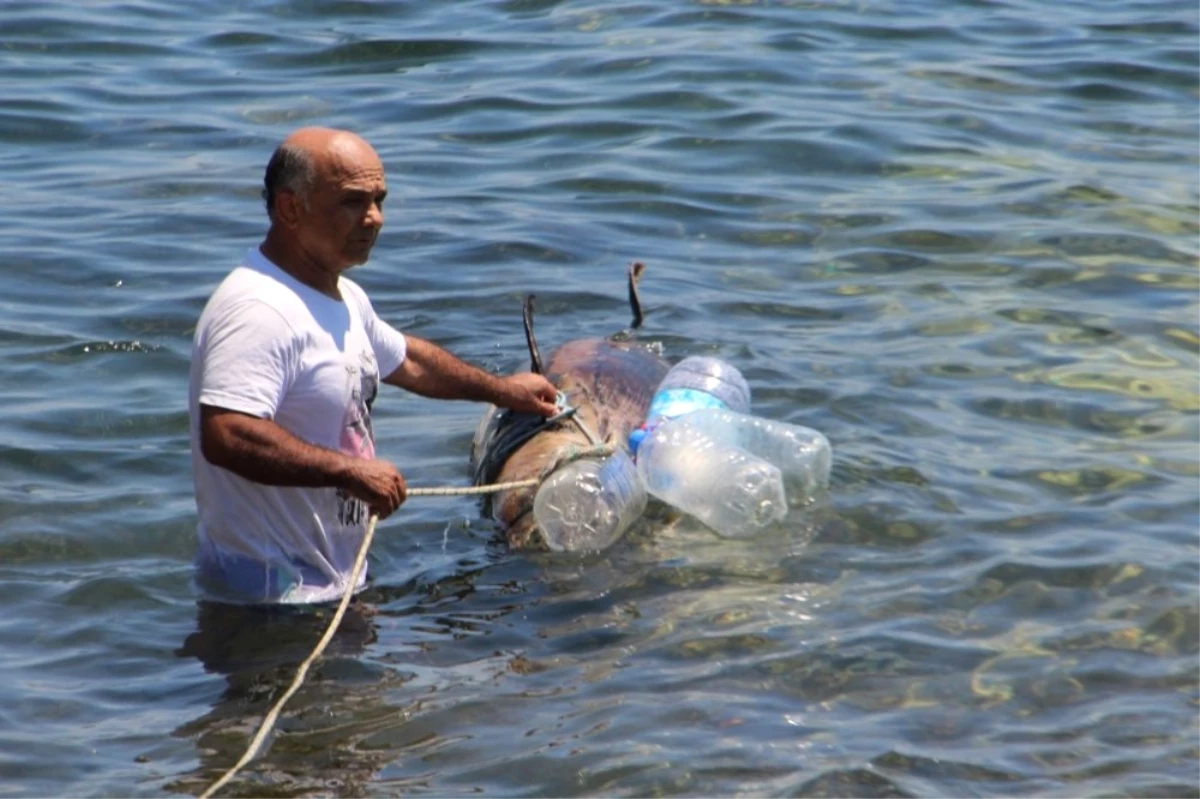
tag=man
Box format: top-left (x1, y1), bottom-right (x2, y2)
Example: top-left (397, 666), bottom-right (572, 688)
top-left (188, 127), bottom-right (558, 605)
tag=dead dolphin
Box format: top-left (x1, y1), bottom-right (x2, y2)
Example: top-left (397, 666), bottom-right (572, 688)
top-left (470, 263), bottom-right (668, 549)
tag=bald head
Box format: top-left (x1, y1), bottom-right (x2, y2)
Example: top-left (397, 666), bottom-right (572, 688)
top-left (280, 126), bottom-right (374, 156)
top-left (262, 127), bottom-right (381, 221)
top-left (258, 127), bottom-right (388, 286)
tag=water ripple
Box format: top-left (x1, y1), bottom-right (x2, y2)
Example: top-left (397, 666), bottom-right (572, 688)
top-left (0, 0), bottom-right (1197, 795)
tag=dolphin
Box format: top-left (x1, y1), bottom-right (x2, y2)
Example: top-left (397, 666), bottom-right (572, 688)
top-left (469, 264), bottom-right (669, 549)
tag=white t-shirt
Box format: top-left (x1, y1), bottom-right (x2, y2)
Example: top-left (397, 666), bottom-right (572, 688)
top-left (188, 247), bottom-right (407, 604)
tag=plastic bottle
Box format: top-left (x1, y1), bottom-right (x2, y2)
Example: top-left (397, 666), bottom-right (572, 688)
top-left (634, 409), bottom-right (832, 538)
top-left (634, 418), bottom-right (787, 538)
top-left (628, 356), bottom-right (752, 456)
top-left (669, 408), bottom-right (832, 503)
top-left (533, 448), bottom-right (647, 552)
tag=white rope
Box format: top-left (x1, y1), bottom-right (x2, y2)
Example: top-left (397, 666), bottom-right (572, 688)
top-left (197, 473), bottom-right (562, 797)
top-left (407, 478), bottom-right (538, 496)
top-left (199, 514), bottom-right (379, 799)
top-left (199, 461), bottom-right (621, 796)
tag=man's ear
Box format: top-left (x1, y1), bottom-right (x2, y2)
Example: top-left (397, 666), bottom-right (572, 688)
top-left (275, 189), bottom-right (303, 228)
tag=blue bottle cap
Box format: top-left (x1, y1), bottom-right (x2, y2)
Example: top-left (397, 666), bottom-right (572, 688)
top-left (627, 426), bottom-right (647, 456)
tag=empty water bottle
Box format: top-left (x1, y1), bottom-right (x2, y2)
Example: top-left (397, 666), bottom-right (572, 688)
top-left (670, 408), bottom-right (832, 504)
top-left (628, 355), bottom-right (751, 456)
top-left (635, 418), bottom-right (787, 538)
top-left (636, 408), bottom-right (832, 537)
top-left (533, 448), bottom-right (647, 552)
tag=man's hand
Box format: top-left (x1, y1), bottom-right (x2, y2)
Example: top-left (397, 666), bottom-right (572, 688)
top-left (500, 372), bottom-right (559, 417)
top-left (342, 459), bottom-right (408, 519)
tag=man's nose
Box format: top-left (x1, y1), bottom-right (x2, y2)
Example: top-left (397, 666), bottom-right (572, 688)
top-left (364, 202), bottom-right (383, 228)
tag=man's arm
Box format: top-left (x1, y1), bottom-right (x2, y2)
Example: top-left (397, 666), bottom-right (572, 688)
top-left (199, 405), bottom-right (407, 518)
top-left (383, 335), bottom-right (559, 416)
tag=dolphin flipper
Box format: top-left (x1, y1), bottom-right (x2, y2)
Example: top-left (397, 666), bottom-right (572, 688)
top-left (523, 294), bottom-right (544, 375)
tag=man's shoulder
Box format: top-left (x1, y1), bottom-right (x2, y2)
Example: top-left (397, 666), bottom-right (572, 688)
top-left (196, 259), bottom-right (306, 339)
top-left (208, 255), bottom-right (300, 311)
top-left (213, 262), bottom-right (271, 294)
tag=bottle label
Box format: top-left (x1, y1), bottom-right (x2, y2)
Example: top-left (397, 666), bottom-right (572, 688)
top-left (646, 388), bottom-right (727, 422)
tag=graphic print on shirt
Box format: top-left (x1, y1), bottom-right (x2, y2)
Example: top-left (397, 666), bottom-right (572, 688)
top-left (336, 350), bottom-right (380, 527)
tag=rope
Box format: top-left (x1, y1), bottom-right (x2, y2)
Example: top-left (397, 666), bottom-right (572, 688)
top-left (197, 470), bottom-right (579, 796)
top-left (407, 478), bottom-right (538, 497)
top-left (537, 443), bottom-right (614, 482)
top-left (199, 458), bottom-right (614, 796)
top-left (570, 413), bottom-right (602, 446)
top-left (199, 514), bottom-right (379, 799)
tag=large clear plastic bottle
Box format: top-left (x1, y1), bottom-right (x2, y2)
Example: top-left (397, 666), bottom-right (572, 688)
top-left (533, 448), bottom-right (647, 552)
top-left (634, 418), bottom-right (787, 538)
top-left (670, 408), bottom-right (832, 503)
top-left (628, 355), bottom-right (752, 456)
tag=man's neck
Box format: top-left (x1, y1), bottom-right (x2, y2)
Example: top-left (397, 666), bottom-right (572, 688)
top-left (259, 232), bottom-right (341, 299)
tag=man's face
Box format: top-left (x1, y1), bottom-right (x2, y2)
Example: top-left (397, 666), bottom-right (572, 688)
top-left (292, 140), bottom-right (387, 273)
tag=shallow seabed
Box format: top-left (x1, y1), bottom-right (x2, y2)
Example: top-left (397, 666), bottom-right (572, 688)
top-left (0, 0), bottom-right (1196, 796)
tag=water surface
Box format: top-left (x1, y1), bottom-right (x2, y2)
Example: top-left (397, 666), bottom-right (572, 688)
top-left (0, 0), bottom-right (1197, 796)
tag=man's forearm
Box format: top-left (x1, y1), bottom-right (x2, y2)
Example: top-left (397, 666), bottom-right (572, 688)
top-left (386, 335), bottom-right (507, 402)
top-left (199, 405), bottom-right (355, 488)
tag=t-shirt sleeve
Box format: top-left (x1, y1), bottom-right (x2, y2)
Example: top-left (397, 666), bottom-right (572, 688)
top-left (196, 299), bottom-right (298, 419)
top-left (349, 286), bottom-right (407, 378)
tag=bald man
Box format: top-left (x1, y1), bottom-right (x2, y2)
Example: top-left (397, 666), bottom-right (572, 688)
top-left (188, 127), bottom-right (558, 605)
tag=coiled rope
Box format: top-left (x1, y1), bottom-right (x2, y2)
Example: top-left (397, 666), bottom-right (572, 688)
top-left (199, 447), bottom-right (612, 798)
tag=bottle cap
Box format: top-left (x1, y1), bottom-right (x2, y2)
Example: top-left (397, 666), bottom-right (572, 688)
top-left (627, 426), bottom-right (647, 456)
